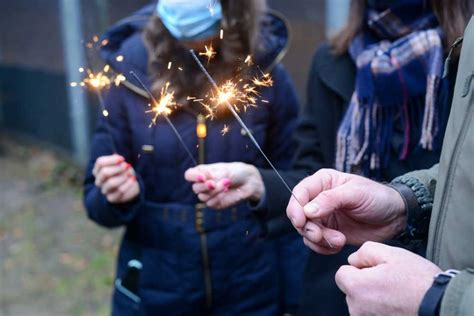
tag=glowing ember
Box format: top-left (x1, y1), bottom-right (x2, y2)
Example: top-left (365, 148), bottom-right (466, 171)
top-left (148, 82), bottom-right (176, 123)
top-left (199, 44), bottom-right (217, 64)
top-left (244, 55), bottom-right (253, 66)
top-left (221, 124), bottom-right (230, 136)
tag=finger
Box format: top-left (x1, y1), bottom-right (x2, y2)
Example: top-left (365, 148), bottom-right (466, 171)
top-left (348, 241), bottom-right (394, 268)
top-left (94, 154), bottom-right (125, 175)
top-left (192, 182), bottom-right (212, 194)
top-left (206, 190), bottom-right (243, 210)
top-left (106, 176), bottom-right (136, 203)
top-left (335, 265), bottom-right (361, 295)
top-left (303, 221), bottom-right (346, 251)
top-left (95, 162), bottom-right (130, 186)
top-left (303, 184), bottom-right (355, 220)
top-left (198, 193), bottom-right (212, 203)
top-left (101, 173), bottom-right (129, 195)
top-left (118, 176), bottom-right (137, 196)
top-left (302, 237), bottom-right (341, 255)
top-left (185, 166), bottom-right (208, 183)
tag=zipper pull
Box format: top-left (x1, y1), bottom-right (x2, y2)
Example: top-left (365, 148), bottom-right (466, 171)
top-left (443, 37), bottom-right (464, 79)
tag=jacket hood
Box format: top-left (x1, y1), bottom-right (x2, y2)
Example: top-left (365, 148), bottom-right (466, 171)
top-left (99, 4), bottom-right (290, 95)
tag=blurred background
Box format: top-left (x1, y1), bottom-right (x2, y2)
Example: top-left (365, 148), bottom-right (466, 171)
top-left (0, 1), bottom-right (348, 315)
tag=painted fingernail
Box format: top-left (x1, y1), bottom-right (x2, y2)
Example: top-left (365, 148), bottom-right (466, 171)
top-left (304, 203), bottom-right (319, 215)
top-left (125, 163), bottom-right (132, 169)
top-left (207, 182), bottom-right (215, 190)
top-left (197, 175), bottom-right (205, 182)
top-left (222, 178), bottom-right (231, 187)
top-left (116, 157), bottom-right (125, 164)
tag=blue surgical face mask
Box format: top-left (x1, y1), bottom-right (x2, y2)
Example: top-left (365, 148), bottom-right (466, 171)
top-left (157, 0), bottom-right (223, 41)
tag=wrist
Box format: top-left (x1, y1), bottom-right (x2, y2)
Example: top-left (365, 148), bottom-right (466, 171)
top-left (248, 165), bottom-right (265, 202)
top-left (419, 270), bottom-right (460, 316)
top-left (381, 185), bottom-right (408, 238)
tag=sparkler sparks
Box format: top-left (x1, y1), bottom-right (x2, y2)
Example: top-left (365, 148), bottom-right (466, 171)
top-left (199, 44), bottom-right (217, 64)
top-left (147, 82), bottom-right (175, 123)
top-left (220, 124), bottom-right (230, 136)
top-left (244, 55), bottom-right (253, 66)
top-left (129, 71), bottom-right (197, 166)
top-left (189, 49), bottom-right (333, 248)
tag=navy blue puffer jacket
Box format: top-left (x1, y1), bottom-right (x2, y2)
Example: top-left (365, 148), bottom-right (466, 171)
top-left (84, 5), bottom-right (302, 315)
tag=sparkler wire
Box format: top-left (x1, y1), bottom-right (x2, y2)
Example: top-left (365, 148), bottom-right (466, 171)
top-left (129, 71), bottom-right (198, 166)
top-left (190, 49), bottom-right (333, 248)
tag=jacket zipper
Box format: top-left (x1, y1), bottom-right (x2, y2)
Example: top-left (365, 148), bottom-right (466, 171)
top-left (195, 115), bottom-right (213, 310)
top-left (432, 89), bottom-right (473, 262)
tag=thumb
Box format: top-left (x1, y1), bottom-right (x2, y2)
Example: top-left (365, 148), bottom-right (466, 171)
top-left (348, 241), bottom-right (396, 269)
top-left (303, 184), bottom-right (355, 220)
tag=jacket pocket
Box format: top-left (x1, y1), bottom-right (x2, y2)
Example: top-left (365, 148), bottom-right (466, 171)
top-left (112, 278), bottom-right (141, 315)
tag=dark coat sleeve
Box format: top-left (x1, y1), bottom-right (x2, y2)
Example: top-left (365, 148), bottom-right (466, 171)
top-left (83, 85), bottom-right (145, 228)
top-left (258, 46), bottom-right (349, 220)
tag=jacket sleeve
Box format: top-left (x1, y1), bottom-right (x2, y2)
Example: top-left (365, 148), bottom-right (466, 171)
top-left (83, 84), bottom-right (145, 228)
top-left (257, 51), bottom-right (332, 219)
top-left (440, 269), bottom-right (474, 315)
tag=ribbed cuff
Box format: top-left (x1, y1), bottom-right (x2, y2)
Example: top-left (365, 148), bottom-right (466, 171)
top-left (389, 175), bottom-right (434, 240)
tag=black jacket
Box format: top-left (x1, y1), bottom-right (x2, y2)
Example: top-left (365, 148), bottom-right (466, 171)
top-left (257, 44), bottom-right (453, 315)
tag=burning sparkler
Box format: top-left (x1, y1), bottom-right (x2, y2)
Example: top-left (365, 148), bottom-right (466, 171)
top-left (190, 49), bottom-right (334, 248)
top-left (129, 71), bottom-right (197, 166)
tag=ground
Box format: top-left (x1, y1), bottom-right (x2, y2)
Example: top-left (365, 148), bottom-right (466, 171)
top-left (0, 136), bottom-right (121, 316)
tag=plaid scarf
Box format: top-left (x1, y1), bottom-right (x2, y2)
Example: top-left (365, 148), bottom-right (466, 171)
top-left (336, 0), bottom-right (445, 177)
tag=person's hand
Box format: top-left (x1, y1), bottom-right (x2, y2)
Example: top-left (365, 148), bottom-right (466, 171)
top-left (287, 169), bottom-right (406, 254)
top-left (92, 154), bottom-right (140, 204)
top-left (336, 242), bottom-right (441, 316)
top-left (184, 162), bottom-right (264, 209)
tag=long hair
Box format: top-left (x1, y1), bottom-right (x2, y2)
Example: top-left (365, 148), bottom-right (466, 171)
top-left (330, 0), bottom-right (474, 55)
top-left (143, 0), bottom-right (266, 105)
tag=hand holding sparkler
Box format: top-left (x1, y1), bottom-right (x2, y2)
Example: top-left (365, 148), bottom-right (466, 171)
top-left (185, 162), bottom-right (265, 209)
top-left (93, 154), bottom-right (140, 204)
top-left (189, 49), bottom-right (334, 249)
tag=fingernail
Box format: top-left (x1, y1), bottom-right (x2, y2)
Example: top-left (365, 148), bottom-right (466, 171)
top-left (304, 203), bottom-right (319, 215)
top-left (207, 182), bottom-right (215, 190)
top-left (222, 178), bottom-right (231, 187)
top-left (116, 157), bottom-right (125, 164)
top-left (197, 175), bottom-right (205, 182)
top-left (125, 163), bottom-right (132, 169)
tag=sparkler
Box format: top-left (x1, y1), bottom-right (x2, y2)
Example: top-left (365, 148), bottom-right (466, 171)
top-left (129, 71), bottom-right (198, 166)
top-left (190, 49), bottom-right (334, 248)
top-left (77, 40), bottom-right (128, 154)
